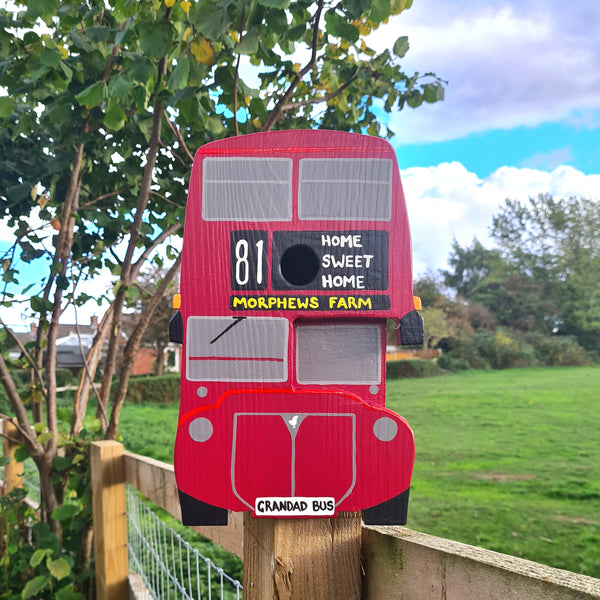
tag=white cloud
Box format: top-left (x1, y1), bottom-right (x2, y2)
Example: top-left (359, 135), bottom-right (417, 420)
top-left (403, 162), bottom-right (600, 275)
top-left (370, 0), bottom-right (600, 143)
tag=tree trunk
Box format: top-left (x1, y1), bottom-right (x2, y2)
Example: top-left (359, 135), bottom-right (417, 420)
top-left (106, 255), bottom-right (181, 439)
top-left (155, 344), bottom-right (165, 376)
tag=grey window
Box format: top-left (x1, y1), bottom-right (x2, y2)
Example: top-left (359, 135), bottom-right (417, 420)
top-left (186, 317), bottom-right (288, 382)
top-left (202, 157), bottom-right (292, 221)
top-left (298, 159), bottom-right (392, 221)
top-left (295, 323), bottom-right (382, 384)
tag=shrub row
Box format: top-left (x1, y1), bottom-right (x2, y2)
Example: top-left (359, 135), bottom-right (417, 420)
top-left (118, 373), bottom-right (180, 404)
top-left (386, 359), bottom-right (442, 379)
top-left (438, 330), bottom-right (591, 372)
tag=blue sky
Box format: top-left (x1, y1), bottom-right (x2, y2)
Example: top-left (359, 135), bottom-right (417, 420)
top-left (374, 0), bottom-right (600, 274)
top-left (2, 0), bottom-right (600, 327)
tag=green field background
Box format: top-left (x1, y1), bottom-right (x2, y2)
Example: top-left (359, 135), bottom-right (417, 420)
top-left (118, 366), bottom-right (600, 577)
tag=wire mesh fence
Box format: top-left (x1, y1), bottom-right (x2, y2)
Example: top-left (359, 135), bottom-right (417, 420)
top-left (126, 484), bottom-right (243, 600)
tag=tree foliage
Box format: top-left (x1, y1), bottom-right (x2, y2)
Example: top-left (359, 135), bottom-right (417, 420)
top-left (491, 194), bottom-right (600, 344)
top-left (440, 195), bottom-right (600, 363)
top-left (0, 0), bottom-right (444, 581)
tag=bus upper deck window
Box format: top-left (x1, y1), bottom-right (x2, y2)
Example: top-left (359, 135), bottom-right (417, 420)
top-left (298, 159), bottom-right (392, 221)
top-left (202, 158), bottom-right (292, 221)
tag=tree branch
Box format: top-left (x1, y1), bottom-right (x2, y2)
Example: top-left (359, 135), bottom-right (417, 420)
top-left (232, 0), bottom-right (246, 137)
top-left (279, 75), bottom-right (357, 112)
top-left (164, 112), bottom-right (194, 164)
top-left (0, 317), bottom-right (47, 395)
top-left (261, 0), bottom-right (324, 132)
top-left (131, 223), bottom-right (181, 279)
top-left (106, 253), bottom-right (182, 439)
top-left (0, 356), bottom-right (41, 452)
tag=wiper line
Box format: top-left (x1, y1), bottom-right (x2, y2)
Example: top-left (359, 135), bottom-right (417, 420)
top-left (210, 317), bottom-right (247, 345)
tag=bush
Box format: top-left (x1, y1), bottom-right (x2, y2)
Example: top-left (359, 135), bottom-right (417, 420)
top-left (55, 368), bottom-right (78, 388)
top-left (119, 373), bottom-right (180, 403)
top-left (475, 330), bottom-right (538, 370)
top-left (437, 355), bottom-right (471, 372)
top-left (527, 334), bottom-right (591, 366)
top-left (386, 359), bottom-right (441, 379)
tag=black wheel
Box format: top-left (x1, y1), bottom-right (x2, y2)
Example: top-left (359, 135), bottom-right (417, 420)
top-left (363, 488), bottom-right (410, 526)
top-left (178, 490), bottom-right (228, 526)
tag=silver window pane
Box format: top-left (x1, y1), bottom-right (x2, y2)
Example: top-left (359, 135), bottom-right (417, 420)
top-left (187, 317), bottom-right (288, 382)
top-left (202, 157), bottom-right (292, 221)
top-left (298, 159), bottom-right (392, 221)
top-left (295, 324), bottom-right (382, 384)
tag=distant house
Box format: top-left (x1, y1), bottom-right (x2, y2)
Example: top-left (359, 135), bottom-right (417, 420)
top-left (8, 314), bottom-right (180, 377)
top-left (9, 317), bottom-right (100, 374)
top-left (121, 312), bottom-right (181, 377)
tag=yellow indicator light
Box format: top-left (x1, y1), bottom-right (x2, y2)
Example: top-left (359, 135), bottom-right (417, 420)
top-left (413, 296), bottom-right (422, 311)
top-left (173, 294), bottom-right (181, 309)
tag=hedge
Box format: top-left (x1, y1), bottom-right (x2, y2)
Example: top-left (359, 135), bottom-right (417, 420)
top-left (386, 359), bottom-right (442, 379)
top-left (119, 373), bottom-right (180, 404)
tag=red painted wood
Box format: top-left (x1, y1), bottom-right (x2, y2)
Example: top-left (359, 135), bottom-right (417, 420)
top-left (174, 130), bottom-right (417, 523)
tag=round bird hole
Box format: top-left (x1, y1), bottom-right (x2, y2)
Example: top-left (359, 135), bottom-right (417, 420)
top-left (280, 244), bottom-right (320, 286)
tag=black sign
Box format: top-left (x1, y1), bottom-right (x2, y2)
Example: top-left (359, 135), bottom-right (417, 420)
top-left (271, 231), bottom-right (388, 291)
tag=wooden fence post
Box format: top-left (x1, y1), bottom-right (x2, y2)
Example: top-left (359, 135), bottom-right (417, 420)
top-left (2, 419), bottom-right (24, 495)
top-left (243, 511), bottom-right (362, 599)
top-left (90, 440), bottom-right (128, 600)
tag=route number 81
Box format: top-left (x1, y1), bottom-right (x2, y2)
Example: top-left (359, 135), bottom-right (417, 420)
top-left (230, 231), bottom-right (268, 291)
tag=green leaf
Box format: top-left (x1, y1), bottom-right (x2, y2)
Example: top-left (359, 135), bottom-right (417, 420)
top-left (369, 0), bottom-right (392, 22)
top-left (406, 90), bottom-right (423, 108)
top-left (168, 56), bottom-right (191, 90)
top-left (0, 96), bottom-right (15, 118)
top-left (74, 81), bottom-right (106, 107)
top-left (190, 2), bottom-right (229, 40)
top-left (423, 82), bottom-right (444, 103)
top-left (108, 75), bottom-right (133, 99)
top-left (82, 416), bottom-right (102, 433)
top-left (393, 35), bottom-right (409, 58)
top-left (53, 455), bottom-right (72, 472)
top-left (37, 431), bottom-right (55, 444)
top-left (129, 58), bottom-right (154, 85)
top-left (325, 11), bottom-right (360, 43)
top-left (47, 557), bottom-right (71, 581)
top-left (30, 549), bottom-right (47, 568)
top-left (138, 22), bottom-right (172, 59)
top-left (22, 575), bottom-right (48, 599)
top-left (51, 504), bottom-right (78, 522)
top-left (40, 48), bottom-right (61, 68)
top-left (30, 295), bottom-right (55, 313)
top-left (26, 0), bottom-right (58, 22)
top-left (14, 444), bottom-right (30, 463)
top-left (55, 585), bottom-right (84, 600)
top-left (103, 100), bottom-right (127, 131)
top-left (86, 26), bottom-right (111, 43)
top-left (257, 0), bottom-right (290, 7)
top-left (236, 29), bottom-right (259, 55)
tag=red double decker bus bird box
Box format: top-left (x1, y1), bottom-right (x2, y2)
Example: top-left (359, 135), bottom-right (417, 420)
top-left (169, 130), bottom-right (423, 526)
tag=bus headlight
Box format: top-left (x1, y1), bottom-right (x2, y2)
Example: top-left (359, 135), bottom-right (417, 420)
top-left (189, 417), bottom-right (213, 442)
top-left (373, 417), bottom-right (398, 442)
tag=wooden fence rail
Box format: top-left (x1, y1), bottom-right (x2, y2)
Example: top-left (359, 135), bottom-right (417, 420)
top-left (2, 423), bottom-right (600, 599)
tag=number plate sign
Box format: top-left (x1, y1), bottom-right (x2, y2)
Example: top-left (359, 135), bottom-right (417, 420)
top-left (255, 497), bottom-right (335, 517)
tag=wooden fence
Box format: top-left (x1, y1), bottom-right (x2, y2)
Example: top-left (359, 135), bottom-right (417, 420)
top-left (3, 422), bottom-right (600, 599)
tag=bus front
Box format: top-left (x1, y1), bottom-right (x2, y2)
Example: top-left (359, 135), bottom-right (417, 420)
top-left (172, 130), bottom-right (421, 526)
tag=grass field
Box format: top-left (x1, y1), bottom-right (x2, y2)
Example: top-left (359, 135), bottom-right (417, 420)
top-left (117, 366), bottom-right (600, 578)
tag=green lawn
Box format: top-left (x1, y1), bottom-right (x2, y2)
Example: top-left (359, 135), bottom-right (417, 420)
top-left (117, 366), bottom-right (600, 578)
